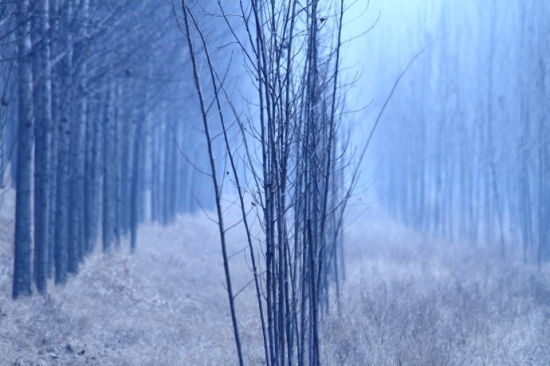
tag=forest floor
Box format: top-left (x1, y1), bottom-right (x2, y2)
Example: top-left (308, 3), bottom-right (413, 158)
top-left (1, 191), bottom-right (550, 365)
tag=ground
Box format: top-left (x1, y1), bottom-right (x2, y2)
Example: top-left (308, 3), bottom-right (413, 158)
top-left (1, 191), bottom-right (549, 365)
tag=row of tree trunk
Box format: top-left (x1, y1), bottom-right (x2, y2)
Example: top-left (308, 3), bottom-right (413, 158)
top-left (373, 0), bottom-right (550, 264)
top-left (3, 0), bottom-right (214, 299)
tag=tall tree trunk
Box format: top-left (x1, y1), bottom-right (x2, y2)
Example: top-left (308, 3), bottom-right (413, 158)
top-left (130, 108), bottom-right (145, 251)
top-left (53, 0), bottom-right (73, 284)
top-left (32, 0), bottom-right (52, 293)
top-left (47, 0), bottom-right (59, 280)
top-left (13, 0), bottom-right (34, 299)
top-left (68, 0), bottom-right (89, 272)
top-left (102, 82), bottom-right (115, 252)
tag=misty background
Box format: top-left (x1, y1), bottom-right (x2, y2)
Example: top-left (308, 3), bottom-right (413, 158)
top-left (0, 0), bottom-right (549, 365)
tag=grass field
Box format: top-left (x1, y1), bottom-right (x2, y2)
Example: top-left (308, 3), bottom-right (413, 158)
top-left (1, 191), bottom-right (549, 365)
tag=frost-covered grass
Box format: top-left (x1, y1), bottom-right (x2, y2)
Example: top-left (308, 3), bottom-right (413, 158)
top-left (322, 213), bottom-right (550, 365)
top-left (0, 203), bottom-right (246, 365)
top-left (0, 193), bottom-right (549, 365)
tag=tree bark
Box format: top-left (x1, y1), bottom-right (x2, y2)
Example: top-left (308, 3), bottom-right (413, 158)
top-left (13, 0), bottom-right (34, 299)
top-left (32, 0), bottom-right (52, 293)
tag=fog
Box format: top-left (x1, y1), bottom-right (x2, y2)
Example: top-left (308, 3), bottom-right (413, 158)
top-left (1, 0), bottom-right (549, 365)
top-left (344, 0), bottom-right (549, 261)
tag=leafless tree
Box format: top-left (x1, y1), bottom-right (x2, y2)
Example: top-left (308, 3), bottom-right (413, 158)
top-left (180, 1), bottom-right (349, 364)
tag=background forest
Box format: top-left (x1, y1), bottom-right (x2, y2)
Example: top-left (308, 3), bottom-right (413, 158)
top-left (0, 0), bottom-right (549, 365)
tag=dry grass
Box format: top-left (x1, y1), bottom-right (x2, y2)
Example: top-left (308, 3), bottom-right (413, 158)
top-left (322, 212), bottom-right (550, 366)
top-left (0, 192), bottom-right (549, 365)
top-left (0, 202), bottom-right (243, 365)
